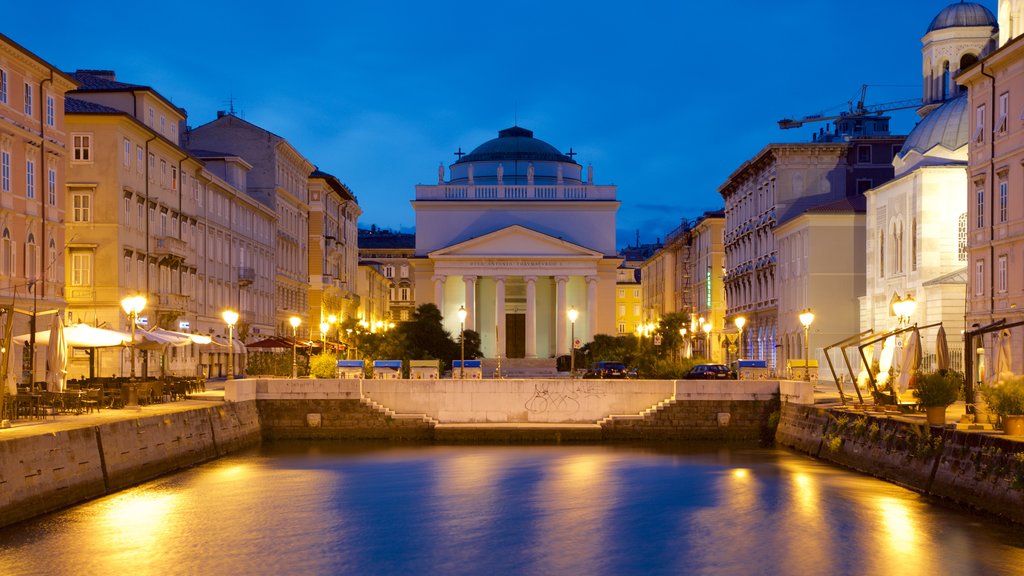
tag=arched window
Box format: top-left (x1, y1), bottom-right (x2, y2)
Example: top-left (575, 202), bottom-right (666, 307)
top-left (25, 232), bottom-right (37, 281)
top-left (942, 61), bottom-right (950, 100)
top-left (2, 228), bottom-right (13, 276)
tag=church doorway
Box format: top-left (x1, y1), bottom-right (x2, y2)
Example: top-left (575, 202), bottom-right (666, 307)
top-left (506, 313), bottom-right (525, 358)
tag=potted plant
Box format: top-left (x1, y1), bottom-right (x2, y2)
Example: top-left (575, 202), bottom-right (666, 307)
top-left (982, 376), bottom-right (1024, 436)
top-left (912, 370), bottom-right (962, 426)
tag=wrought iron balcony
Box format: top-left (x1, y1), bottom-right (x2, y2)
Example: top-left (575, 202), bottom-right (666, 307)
top-left (238, 266), bottom-right (256, 287)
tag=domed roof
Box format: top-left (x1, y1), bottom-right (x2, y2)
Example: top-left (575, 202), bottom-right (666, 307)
top-left (455, 126), bottom-right (575, 165)
top-left (926, 2), bottom-right (997, 33)
top-left (898, 93), bottom-right (969, 158)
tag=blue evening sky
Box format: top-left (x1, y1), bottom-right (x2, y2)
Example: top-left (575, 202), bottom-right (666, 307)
top-left (3, 1), bottom-right (992, 249)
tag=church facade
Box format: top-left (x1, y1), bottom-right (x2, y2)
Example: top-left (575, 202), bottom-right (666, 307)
top-left (410, 127), bottom-right (621, 359)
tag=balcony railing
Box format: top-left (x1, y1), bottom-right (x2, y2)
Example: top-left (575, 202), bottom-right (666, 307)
top-left (238, 266), bottom-right (256, 287)
top-left (415, 184), bottom-right (616, 201)
top-left (153, 235), bottom-right (188, 264)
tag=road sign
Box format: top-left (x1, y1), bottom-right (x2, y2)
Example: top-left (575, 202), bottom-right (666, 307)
top-left (654, 334), bottom-right (663, 346)
top-left (573, 338), bottom-right (582, 349)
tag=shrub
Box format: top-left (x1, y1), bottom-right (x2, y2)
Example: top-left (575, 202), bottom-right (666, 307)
top-left (982, 376), bottom-right (1024, 416)
top-left (310, 353), bottom-right (340, 379)
top-left (912, 370), bottom-right (962, 407)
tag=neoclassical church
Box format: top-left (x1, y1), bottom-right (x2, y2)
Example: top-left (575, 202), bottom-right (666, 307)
top-left (861, 1), bottom-right (998, 362)
top-left (410, 127), bottom-right (621, 359)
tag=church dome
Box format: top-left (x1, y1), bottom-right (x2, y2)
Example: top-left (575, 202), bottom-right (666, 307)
top-left (926, 2), bottom-right (997, 33)
top-left (898, 93), bottom-right (969, 159)
top-left (455, 126), bottom-right (576, 165)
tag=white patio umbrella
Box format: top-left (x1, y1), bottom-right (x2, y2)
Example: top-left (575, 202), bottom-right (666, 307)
top-left (14, 323), bottom-right (132, 348)
top-left (994, 328), bottom-right (1013, 383)
top-left (935, 325), bottom-right (950, 372)
top-left (897, 328), bottom-right (922, 396)
top-left (45, 314), bottom-right (67, 392)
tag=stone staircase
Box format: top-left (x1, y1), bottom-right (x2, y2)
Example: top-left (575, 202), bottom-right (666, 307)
top-left (599, 396), bottom-right (677, 427)
top-left (480, 357), bottom-right (561, 378)
top-left (359, 396), bottom-right (438, 427)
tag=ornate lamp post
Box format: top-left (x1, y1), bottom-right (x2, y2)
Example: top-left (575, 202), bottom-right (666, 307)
top-left (289, 316), bottom-right (301, 378)
top-left (120, 294), bottom-right (147, 408)
top-left (892, 293), bottom-right (916, 329)
top-left (799, 309), bottom-right (815, 381)
top-left (702, 321), bottom-right (713, 362)
top-left (735, 316), bottom-right (747, 361)
top-left (568, 306), bottom-right (579, 378)
top-left (457, 305), bottom-right (467, 379)
top-left (223, 310), bottom-right (239, 380)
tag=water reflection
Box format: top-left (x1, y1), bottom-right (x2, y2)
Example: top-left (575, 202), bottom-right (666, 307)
top-left (0, 444), bottom-right (1023, 576)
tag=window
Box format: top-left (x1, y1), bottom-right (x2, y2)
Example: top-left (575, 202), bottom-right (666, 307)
top-left (857, 179), bottom-right (873, 194)
top-left (171, 166), bottom-right (177, 190)
top-left (124, 138), bottom-right (131, 168)
top-left (72, 193), bottom-right (91, 222)
top-left (879, 229), bottom-right (885, 277)
top-left (400, 265), bottom-right (408, 278)
top-left (24, 233), bottom-right (36, 280)
top-left (23, 83), bottom-right (32, 116)
top-left (633, 304), bottom-right (640, 316)
top-left (975, 105), bottom-right (986, 143)
top-left (998, 92), bottom-right (1009, 133)
top-left (46, 95), bottom-right (54, 127)
top-left (857, 145), bottom-right (872, 163)
top-left (137, 146), bottom-right (143, 173)
top-left (147, 107), bottom-right (154, 126)
top-left (618, 288), bottom-right (624, 298)
top-left (159, 115), bottom-right (166, 134)
top-left (1, 229), bottom-right (13, 275)
top-left (1, 149), bottom-right (8, 192)
top-left (633, 289), bottom-right (639, 298)
top-left (618, 304), bottom-right (626, 317)
top-left (47, 167), bottom-right (56, 205)
top-left (999, 178), bottom-right (1008, 223)
top-left (977, 187), bottom-right (985, 228)
top-left (911, 218), bottom-right (917, 272)
top-left (47, 239), bottom-right (56, 283)
top-left (400, 287), bottom-right (409, 301)
top-left (124, 196), bottom-right (131, 227)
top-left (72, 134), bottom-right (91, 162)
top-left (25, 160), bottom-right (34, 199)
top-left (998, 255), bottom-right (1008, 293)
top-left (384, 266), bottom-right (394, 278)
top-left (0, 69), bottom-right (6, 103)
top-left (975, 260), bottom-right (985, 295)
top-left (70, 251), bottom-right (92, 286)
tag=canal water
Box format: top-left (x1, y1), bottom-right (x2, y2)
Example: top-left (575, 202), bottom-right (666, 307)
top-left (1, 443), bottom-right (1023, 575)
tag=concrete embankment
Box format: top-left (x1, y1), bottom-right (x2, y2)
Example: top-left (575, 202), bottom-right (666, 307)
top-left (0, 401), bottom-right (260, 529)
top-left (776, 403), bottom-right (1024, 524)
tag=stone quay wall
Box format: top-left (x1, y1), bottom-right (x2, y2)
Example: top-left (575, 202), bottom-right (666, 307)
top-left (0, 402), bottom-right (260, 529)
top-left (776, 403), bottom-right (1024, 525)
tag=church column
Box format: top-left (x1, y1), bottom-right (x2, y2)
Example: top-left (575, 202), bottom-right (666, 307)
top-left (432, 275), bottom-right (446, 310)
top-left (586, 275), bottom-right (598, 342)
top-left (494, 276), bottom-right (506, 359)
top-left (463, 275), bottom-right (477, 331)
top-left (525, 275), bottom-right (537, 358)
top-left (555, 275), bottom-right (568, 356)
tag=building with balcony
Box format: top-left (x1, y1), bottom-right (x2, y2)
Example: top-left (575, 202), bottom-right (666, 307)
top-left (184, 113), bottom-right (314, 338)
top-left (615, 266), bottom-right (642, 335)
top-left (688, 212), bottom-right (726, 362)
top-left (0, 34), bottom-right (77, 386)
top-left (358, 228), bottom-right (416, 322)
top-left (960, 0), bottom-right (1024, 378)
top-left (308, 169), bottom-right (360, 336)
top-left (410, 126), bottom-right (621, 359)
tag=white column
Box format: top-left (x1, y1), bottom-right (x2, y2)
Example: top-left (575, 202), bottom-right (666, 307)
top-left (463, 275), bottom-right (477, 331)
top-left (555, 275), bottom-right (568, 356)
top-left (495, 276), bottom-right (506, 359)
top-left (586, 275), bottom-right (598, 342)
top-left (432, 275), bottom-right (445, 311)
top-left (525, 275), bottom-right (537, 358)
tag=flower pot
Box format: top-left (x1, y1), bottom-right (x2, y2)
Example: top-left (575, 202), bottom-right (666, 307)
top-left (925, 405), bottom-right (947, 427)
top-left (1003, 414), bottom-right (1024, 436)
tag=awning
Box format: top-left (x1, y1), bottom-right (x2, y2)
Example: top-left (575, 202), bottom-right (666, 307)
top-left (13, 323), bottom-right (132, 348)
top-left (135, 327), bottom-right (213, 350)
top-left (198, 335), bottom-right (246, 354)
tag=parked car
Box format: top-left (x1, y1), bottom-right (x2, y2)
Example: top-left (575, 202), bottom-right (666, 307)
top-left (682, 363), bottom-right (734, 379)
top-left (583, 361), bottom-right (634, 379)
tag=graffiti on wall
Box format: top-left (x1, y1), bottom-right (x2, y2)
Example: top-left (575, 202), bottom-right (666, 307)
top-left (525, 380), bottom-right (605, 414)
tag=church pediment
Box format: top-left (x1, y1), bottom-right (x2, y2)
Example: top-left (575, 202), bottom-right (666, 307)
top-left (429, 225), bottom-right (604, 259)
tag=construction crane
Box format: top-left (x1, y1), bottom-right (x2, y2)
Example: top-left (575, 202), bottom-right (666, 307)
top-left (778, 84), bottom-right (921, 130)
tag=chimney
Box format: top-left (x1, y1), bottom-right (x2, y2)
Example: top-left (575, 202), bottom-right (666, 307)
top-left (217, 110), bottom-right (226, 118)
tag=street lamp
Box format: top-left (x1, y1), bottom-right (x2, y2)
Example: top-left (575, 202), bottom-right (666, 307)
top-left (702, 321), bottom-right (713, 362)
top-left (120, 294), bottom-right (147, 408)
top-left (223, 310), bottom-right (239, 380)
top-left (892, 293), bottom-right (916, 328)
top-left (289, 316), bottom-right (301, 379)
top-left (799, 309), bottom-right (815, 381)
top-left (735, 316), bottom-right (747, 360)
top-left (568, 306), bottom-right (579, 378)
top-left (457, 305), bottom-right (467, 379)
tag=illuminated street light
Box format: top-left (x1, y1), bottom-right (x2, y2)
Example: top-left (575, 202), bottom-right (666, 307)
top-left (799, 309), bottom-right (815, 381)
top-left (892, 293), bottom-right (916, 328)
top-left (289, 316), bottom-right (301, 379)
top-left (568, 306), bottom-right (579, 379)
top-left (679, 327), bottom-right (688, 360)
top-left (320, 321), bottom-right (330, 350)
top-left (702, 321), bottom-right (713, 362)
top-left (457, 305), bottom-right (467, 379)
top-left (223, 309), bottom-right (239, 381)
top-left (120, 294), bottom-right (147, 408)
top-left (735, 316), bottom-right (747, 361)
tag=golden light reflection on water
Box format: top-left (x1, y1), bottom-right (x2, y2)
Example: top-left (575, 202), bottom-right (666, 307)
top-left (531, 452), bottom-right (617, 575)
top-left (93, 491), bottom-right (181, 571)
